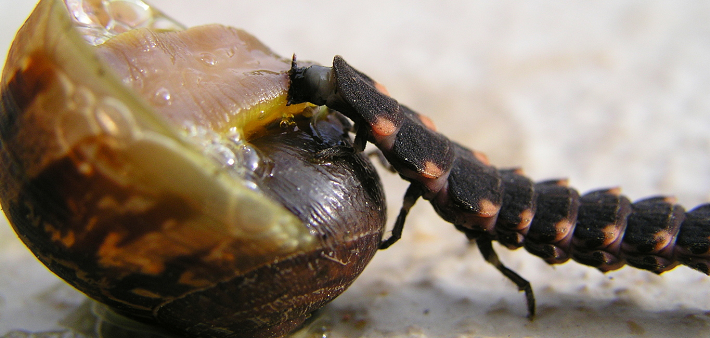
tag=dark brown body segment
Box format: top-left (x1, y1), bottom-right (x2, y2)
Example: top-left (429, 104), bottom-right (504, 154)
top-left (288, 55), bottom-right (710, 318)
top-left (571, 189), bottom-right (632, 272)
top-left (676, 205), bottom-right (710, 274)
top-left (525, 180), bottom-right (580, 264)
top-left (622, 197), bottom-right (685, 272)
top-left (495, 169), bottom-right (536, 249)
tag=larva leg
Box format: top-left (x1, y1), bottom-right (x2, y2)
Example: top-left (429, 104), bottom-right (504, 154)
top-left (380, 184), bottom-right (424, 249)
top-left (367, 149), bottom-right (397, 173)
top-left (352, 123), bottom-right (369, 153)
top-left (476, 236), bottom-right (536, 319)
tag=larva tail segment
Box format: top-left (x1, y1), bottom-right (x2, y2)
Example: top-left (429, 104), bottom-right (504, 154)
top-left (500, 180), bottom-right (710, 275)
top-left (287, 55), bottom-right (710, 319)
top-left (676, 204), bottom-right (710, 274)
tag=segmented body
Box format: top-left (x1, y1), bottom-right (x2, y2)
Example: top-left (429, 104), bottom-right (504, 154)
top-left (288, 55), bottom-right (710, 318)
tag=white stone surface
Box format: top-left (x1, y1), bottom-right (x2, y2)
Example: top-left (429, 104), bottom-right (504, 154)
top-left (1, 1), bottom-right (710, 337)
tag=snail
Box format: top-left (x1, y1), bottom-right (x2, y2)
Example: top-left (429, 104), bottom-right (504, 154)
top-left (0, 0), bottom-right (385, 337)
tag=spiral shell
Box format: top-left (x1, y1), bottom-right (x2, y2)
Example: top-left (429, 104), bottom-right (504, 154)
top-left (0, 0), bottom-right (386, 337)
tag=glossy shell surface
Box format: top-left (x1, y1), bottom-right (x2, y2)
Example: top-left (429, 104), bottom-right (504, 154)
top-left (0, 0), bottom-right (385, 337)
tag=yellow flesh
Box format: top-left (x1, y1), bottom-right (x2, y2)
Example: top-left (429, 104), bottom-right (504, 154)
top-left (94, 24), bottom-right (309, 138)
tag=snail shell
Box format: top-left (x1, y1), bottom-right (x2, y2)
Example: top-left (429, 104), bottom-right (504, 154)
top-left (0, 0), bottom-right (386, 337)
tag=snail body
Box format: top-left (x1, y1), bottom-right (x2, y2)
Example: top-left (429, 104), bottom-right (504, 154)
top-left (0, 0), bottom-right (385, 337)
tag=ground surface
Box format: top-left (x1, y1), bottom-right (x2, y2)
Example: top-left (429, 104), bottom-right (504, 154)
top-left (1, 1), bottom-right (710, 337)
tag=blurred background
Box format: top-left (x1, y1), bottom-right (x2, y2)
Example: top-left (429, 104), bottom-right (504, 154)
top-left (1, 1), bottom-right (710, 337)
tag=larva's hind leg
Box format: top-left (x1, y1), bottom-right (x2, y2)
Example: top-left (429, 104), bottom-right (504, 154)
top-left (476, 235), bottom-right (536, 319)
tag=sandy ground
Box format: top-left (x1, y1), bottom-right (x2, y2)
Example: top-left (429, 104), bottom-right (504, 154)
top-left (1, 1), bottom-right (710, 337)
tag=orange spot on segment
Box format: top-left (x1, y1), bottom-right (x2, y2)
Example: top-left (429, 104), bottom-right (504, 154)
top-left (600, 223), bottom-right (620, 246)
top-left (374, 81), bottom-right (390, 96)
top-left (605, 187), bottom-right (622, 196)
top-left (662, 196), bottom-right (678, 204)
top-left (509, 167), bottom-right (526, 176)
top-left (421, 161), bottom-right (445, 179)
top-left (418, 114), bottom-right (437, 131)
top-left (553, 220), bottom-right (574, 241)
top-left (477, 199), bottom-right (500, 217)
top-left (518, 209), bottom-right (534, 230)
top-left (653, 230), bottom-right (673, 251)
top-left (371, 116), bottom-right (397, 137)
top-left (472, 150), bottom-right (490, 165)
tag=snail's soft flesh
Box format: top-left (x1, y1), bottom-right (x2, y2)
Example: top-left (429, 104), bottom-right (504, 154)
top-left (0, 0), bottom-right (386, 337)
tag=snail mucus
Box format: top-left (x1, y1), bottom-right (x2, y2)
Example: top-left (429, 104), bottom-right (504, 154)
top-left (0, 0), bottom-right (387, 337)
